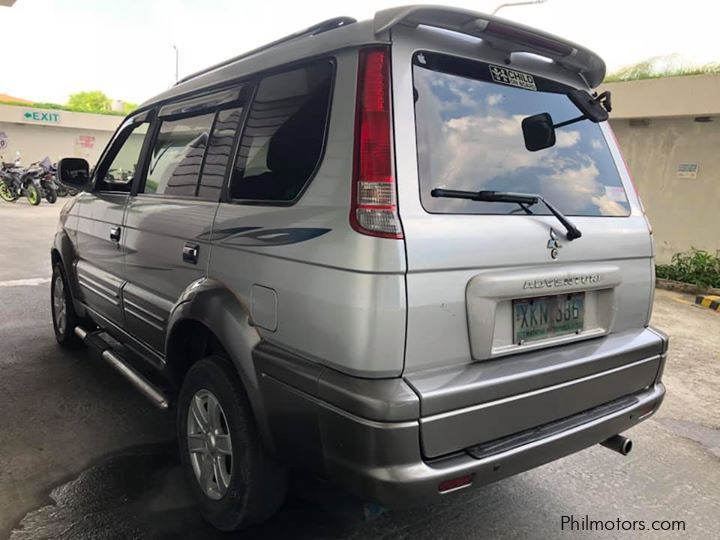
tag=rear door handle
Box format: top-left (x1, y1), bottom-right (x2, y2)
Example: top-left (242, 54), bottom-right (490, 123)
top-left (182, 242), bottom-right (199, 264)
top-left (109, 226), bottom-right (121, 242)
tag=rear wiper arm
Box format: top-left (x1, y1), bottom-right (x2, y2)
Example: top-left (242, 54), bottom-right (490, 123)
top-left (431, 188), bottom-right (582, 241)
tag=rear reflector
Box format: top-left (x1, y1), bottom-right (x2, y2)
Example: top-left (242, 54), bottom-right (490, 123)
top-left (351, 46), bottom-right (403, 239)
top-left (638, 404), bottom-right (656, 419)
top-left (438, 474), bottom-right (475, 494)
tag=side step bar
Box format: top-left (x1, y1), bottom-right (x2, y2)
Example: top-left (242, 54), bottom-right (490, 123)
top-left (74, 326), bottom-right (170, 410)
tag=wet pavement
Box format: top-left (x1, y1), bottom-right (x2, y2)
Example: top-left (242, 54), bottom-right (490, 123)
top-left (1, 202), bottom-right (719, 539)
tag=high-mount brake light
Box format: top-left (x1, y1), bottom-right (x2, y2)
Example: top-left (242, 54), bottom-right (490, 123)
top-left (483, 20), bottom-right (574, 57)
top-left (350, 46), bottom-right (403, 239)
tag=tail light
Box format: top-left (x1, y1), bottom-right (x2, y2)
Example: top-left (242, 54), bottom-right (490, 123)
top-left (350, 46), bottom-right (403, 239)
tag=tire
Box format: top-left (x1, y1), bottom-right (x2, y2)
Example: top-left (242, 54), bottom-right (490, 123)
top-left (51, 262), bottom-right (82, 348)
top-left (177, 355), bottom-right (287, 531)
top-left (0, 182), bottom-right (16, 202)
top-left (46, 189), bottom-right (58, 204)
top-left (26, 185), bottom-right (40, 205)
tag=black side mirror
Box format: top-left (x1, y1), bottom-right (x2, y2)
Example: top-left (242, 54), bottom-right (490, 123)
top-left (522, 113), bottom-right (556, 152)
top-left (57, 157), bottom-right (91, 189)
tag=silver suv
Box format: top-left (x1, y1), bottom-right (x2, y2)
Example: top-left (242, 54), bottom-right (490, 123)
top-left (51, 5), bottom-right (668, 531)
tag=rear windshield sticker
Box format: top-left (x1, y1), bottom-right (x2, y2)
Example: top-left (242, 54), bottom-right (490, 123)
top-left (489, 65), bottom-right (537, 91)
top-left (604, 185), bottom-right (626, 201)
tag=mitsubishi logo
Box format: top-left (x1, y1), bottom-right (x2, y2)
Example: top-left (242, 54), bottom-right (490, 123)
top-left (547, 228), bottom-right (562, 259)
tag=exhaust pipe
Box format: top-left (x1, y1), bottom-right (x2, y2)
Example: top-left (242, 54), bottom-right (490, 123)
top-left (601, 434), bottom-right (632, 455)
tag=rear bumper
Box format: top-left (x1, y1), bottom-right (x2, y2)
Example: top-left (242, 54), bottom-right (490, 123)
top-left (323, 383), bottom-right (664, 507)
top-left (255, 327), bottom-right (668, 508)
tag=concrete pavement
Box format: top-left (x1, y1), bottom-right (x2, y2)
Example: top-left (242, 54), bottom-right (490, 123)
top-left (1, 201), bottom-right (718, 539)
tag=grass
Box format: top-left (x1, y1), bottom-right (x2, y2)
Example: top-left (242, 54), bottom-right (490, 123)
top-left (656, 248), bottom-right (720, 289)
top-left (605, 55), bottom-right (720, 82)
top-left (0, 100), bottom-right (127, 116)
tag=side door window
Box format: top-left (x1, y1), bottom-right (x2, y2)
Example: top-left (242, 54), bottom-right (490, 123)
top-left (95, 121), bottom-right (150, 192)
top-left (228, 60), bottom-right (333, 203)
top-left (143, 113), bottom-right (215, 197)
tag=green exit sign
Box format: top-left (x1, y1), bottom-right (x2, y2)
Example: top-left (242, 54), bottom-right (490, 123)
top-left (23, 110), bottom-right (61, 123)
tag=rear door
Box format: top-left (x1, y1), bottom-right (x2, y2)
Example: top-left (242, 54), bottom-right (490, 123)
top-left (74, 116), bottom-right (150, 328)
top-left (391, 28), bottom-right (654, 375)
top-left (122, 90), bottom-right (246, 353)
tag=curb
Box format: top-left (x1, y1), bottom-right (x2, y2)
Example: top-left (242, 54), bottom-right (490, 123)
top-left (657, 278), bottom-right (720, 296)
top-left (695, 295), bottom-right (720, 313)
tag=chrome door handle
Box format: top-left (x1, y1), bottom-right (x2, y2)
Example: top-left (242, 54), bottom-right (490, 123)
top-left (109, 226), bottom-right (121, 242)
top-left (182, 242), bottom-right (199, 264)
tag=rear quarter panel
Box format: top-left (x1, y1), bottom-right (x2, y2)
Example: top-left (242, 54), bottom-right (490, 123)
top-left (209, 49), bottom-right (407, 378)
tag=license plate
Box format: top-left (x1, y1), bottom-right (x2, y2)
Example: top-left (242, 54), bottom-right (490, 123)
top-left (513, 293), bottom-right (585, 344)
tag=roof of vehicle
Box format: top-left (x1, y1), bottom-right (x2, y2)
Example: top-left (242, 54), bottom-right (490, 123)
top-left (139, 4), bottom-right (606, 110)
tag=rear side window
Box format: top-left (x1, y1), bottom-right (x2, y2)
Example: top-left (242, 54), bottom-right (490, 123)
top-left (228, 60), bottom-right (333, 202)
top-left (413, 52), bottom-right (629, 217)
top-left (145, 113), bottom-right (215, 197)
top-left (198, 107), bottom-right (243, 200)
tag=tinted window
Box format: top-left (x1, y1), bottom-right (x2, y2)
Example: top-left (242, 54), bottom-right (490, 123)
top-left (96, 121), bottom-right (149, 192)
top-left (229, 61), bottom-right (332, 202)
top-left (413, 52), bottom-right (629, 217)
top-left (145, 113), bottom-right (215, 196)
top-left (197, 107), bottom-right (242, 200)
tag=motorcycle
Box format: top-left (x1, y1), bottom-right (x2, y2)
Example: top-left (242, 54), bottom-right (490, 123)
top-left (36, 157), bottom-right (58, 203)
top-left (0, 153), bottom-right (45, 205)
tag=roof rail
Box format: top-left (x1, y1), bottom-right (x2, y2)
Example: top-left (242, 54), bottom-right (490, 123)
top-left (373, 5), bottom-right (606, 87)
top-left (176, 16), bottom-right (356, 86)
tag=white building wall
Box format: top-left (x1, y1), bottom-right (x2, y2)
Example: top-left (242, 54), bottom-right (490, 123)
top-left (0, 104), bottom-right (122, 166)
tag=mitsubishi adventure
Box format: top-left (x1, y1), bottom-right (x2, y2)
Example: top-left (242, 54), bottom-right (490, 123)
top-left (51, 5), bottom-right (668, 531)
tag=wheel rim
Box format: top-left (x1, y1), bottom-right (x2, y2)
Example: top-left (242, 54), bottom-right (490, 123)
top-left (52, 274), bottom-right (66, 335)
top-left (187, 389), bottom-right (233, 500)
top-left (0, 183), bottom-right (13, 201)
top-left (27, 187), bottom-right (38, 204)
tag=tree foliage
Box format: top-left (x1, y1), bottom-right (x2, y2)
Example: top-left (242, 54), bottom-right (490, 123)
top-left (66, 90), bottom-right (112, 113)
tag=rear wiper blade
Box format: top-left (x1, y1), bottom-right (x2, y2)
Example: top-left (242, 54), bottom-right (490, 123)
top-left (431, 188), bottom-right (582, 241)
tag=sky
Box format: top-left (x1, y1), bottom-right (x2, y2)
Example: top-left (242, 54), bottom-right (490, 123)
top-left (1, 0), bottom-right (718, 104)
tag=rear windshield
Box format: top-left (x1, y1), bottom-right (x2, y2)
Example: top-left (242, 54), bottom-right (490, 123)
top-left (413, 52), bottom-right (629, 217)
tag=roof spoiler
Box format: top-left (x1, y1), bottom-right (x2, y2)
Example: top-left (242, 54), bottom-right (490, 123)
top-left (374, 5), bottom-right (606, 88)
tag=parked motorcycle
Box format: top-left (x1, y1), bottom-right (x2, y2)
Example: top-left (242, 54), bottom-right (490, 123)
top-left (0, 153), bottom-right (45, 205)
top-left (35, 157), bottom-right (58, 203)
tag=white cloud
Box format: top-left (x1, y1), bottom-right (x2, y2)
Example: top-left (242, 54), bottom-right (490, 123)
top-left (486, 93), bottom-right (504, 106)
top-left (539, 162), bottom-right (601, 214)
top-left (591, 194), bottom-right (629, 216)
top-left (556, 130), bottom-right (581, 148)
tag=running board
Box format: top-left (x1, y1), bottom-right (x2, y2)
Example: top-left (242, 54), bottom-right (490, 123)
top-left (74, 326), bottom-right (170, 410)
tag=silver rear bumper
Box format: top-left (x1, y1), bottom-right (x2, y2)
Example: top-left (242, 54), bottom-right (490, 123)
top-left (317, 382), bottom-right (664, 507)
top-left (255, 327), bottom-right (667, 508)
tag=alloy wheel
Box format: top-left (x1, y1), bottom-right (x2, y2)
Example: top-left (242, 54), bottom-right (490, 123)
top-left (52, 274), bottom-right (66, 335)
top-left (187, 389), bottom-right (233, 500)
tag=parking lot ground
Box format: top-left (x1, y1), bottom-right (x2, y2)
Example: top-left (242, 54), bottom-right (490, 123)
top-left (1, 201), bottom-right (719, 539)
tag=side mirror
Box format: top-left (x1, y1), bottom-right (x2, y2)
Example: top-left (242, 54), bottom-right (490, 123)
top-left (522, 113), bottom-right (556, 152)
top-left (57, 157), bottom-right (91, 190)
